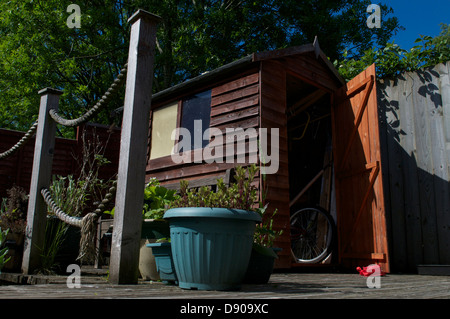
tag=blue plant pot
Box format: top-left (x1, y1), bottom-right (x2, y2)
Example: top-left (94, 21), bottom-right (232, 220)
top-left (146, 242), bottom-right (178, 285)
top-left (243, 245), bottom-right (282, 284)
top-left (164, 207), bottom-right (262, 291)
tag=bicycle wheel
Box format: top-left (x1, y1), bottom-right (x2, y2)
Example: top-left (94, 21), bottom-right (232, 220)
top-left (290, 207), bottom-right (335, 264)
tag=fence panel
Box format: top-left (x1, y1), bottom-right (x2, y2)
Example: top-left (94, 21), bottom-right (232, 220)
top-left (378, 61), bottom-right (450, 272)
top-left (0, 123), bottom-right (120, 199)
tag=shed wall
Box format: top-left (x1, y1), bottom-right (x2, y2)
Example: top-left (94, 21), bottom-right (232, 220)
top-left (146, 70), bottom-right (262, 189)
top-left (260, 60), bottom-right (291, 268)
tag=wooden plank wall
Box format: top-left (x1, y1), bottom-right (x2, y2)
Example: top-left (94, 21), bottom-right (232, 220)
top-left (0, 123), bottom-right (120, 199)
top-left (259, 60), bottom-right (291, 268)
top-left (0, 129), bottom-right (77, 198)
top-left (378, 61), bottom-right (450, 272)
top-left (146, 70), bottom-right (261, 188)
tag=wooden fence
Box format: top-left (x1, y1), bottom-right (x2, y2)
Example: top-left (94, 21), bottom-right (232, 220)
top-left (378, 61), bottom-right (450, 272)
top-left (0, 123), bottom-right (120, 200)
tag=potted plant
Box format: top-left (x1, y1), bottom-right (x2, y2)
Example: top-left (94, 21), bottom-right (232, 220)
top-left (243, 205), bottom-right (283, 284)
top-left (163, 164), bottom-right (262, 291)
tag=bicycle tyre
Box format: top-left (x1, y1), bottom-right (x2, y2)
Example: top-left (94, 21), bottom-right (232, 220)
top-left (290, 207), bottom-right (335, 264)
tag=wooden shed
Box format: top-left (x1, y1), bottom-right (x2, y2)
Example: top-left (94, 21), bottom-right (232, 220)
top-left (145, 41), bottom-right (390, 271)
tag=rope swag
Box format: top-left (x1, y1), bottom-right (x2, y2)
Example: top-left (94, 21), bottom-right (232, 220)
top-left (2, 61), bottom-right (126, 265)
top-left (41, 179), bottom-right (117, 263)
top-left (49, 64), bottom-right (128, 127)
top-left (0, 121), bottom-right (38, 159)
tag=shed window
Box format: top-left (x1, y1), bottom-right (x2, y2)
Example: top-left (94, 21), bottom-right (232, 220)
top-left (149, 90), bottom-right (212, 160)
top-left (149, 102), bottom-right (178, 160)
top-left (180, 90), bottom-right (211, 151)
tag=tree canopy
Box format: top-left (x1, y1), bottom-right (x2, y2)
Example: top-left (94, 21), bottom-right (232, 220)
top-left (337, 23), bottom-right (450, 81)
top-left (0, 0), bottom-right (405, 136)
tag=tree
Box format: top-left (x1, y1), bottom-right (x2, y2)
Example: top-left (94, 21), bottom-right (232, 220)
top-left (336, 23), bottom-right (450, 81)
top-left (0, 0), bottom-right (402, 136)
top-left (0, 0), bottom-right (129, 136)
top-left (277, 0), bottom-right (402, 60)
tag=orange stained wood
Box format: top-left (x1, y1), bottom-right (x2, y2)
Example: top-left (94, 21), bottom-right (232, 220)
top-left (332, 64), bottom-right (390, 273)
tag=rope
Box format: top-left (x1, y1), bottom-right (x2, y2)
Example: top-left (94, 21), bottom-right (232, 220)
top-left (49, 64), bottom-right (128, 127)
top-left (41, 188), bottom-right (82, 227)
top-left (78, 179), bottom-right (116, 263)
top-left (78, 212), bottom-right (98, 262)
top-left (2, 63), bottom-right (124, 260)
top-left (41, 179), bottom-right (117, 263)
top-left (0, 121), bottom-right (38, 159)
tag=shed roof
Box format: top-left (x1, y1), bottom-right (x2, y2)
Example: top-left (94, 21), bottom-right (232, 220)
top-left (152, 38), bottom-right (345, 104)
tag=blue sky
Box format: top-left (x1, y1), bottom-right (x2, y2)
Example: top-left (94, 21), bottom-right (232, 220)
top-left (386, 0), bottom-right (449, 49)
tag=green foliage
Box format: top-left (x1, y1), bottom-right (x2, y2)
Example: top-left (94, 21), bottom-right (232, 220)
top-left (0, 0), bottom-right (129, 136)
top-left (38, 175), bottom-right (82, 275)
top-left (37, 217), bottom-right (68, 275)
top-left (0, 227), bottom-right (11, 272)
top-left (50, 175), bottom-right (86, 217)
top-left (253, 204), bottom-right (283, 248)
top-left (104, 178), bottom-right (177, 220)
top-left (170, 164), bottom-right (259, 211)
top-left (336, 24), bottom-right (450, 81)
top-left (143, 179), bottom-right (177, 220)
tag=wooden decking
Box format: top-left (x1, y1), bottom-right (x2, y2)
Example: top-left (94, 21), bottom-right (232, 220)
top-left (1, 267), bottom-right (450, 300)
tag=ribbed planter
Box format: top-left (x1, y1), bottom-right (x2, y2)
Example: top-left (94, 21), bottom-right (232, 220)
top-left (164, 207), bottom-right (261, 291)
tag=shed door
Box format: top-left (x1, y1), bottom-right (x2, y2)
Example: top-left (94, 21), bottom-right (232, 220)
top-left (332, 64), bottom-right (390, 272)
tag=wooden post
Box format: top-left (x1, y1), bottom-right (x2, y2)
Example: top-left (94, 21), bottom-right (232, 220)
top-left (109, 10), bottom-right (161, 284)
top-left (22, 88), bottom-right (62, 274)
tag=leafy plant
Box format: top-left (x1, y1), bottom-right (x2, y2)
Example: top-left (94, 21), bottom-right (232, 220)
top-left (37, 176), bottom-right (76, 275)
top-left (49, 175), bottom-right (87, 217)
top-left (0, 227), bottom-right (11, 272)
top-left (104, 178), bottom-right (177, 220)
top-left (253, 204), bottom-right (283, 248)
top-left (143, 181), bottom-right (177, 220)
top-left (170, 164), bottom-right (259, 210)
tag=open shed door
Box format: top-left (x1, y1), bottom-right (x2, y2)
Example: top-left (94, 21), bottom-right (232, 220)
top-left (332, 64), bottom-right (390, 272)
